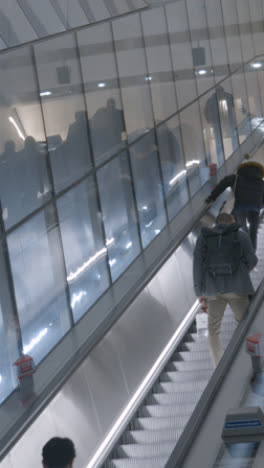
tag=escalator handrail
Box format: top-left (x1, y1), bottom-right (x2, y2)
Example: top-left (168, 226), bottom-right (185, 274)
top-left (165, 273), bottom-right (264, 467)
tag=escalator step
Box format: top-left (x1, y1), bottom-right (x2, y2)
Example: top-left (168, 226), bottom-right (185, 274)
top-left (160, 368), bottom-right (213, 382)
top-left (104, 457), bottom-right (168, 467)
top-left (116, 441), bottom-right (175, 458)
top-left (139, 402), bottom-right (196, 418)
top-left (122, 427), bottom-right (182, 444)
top-left (148, 390), bottom-right (200, 406)
top-left (133, 414), bottom-right (189, 430)
top-left (155, 378), bottom-right (208, 392)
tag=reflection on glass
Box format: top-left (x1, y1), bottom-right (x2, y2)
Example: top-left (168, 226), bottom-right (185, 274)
top-left (157, 116), bottom-right (189, 220)
top-left (180, 102), bottom-right (208, 196)
top-left (7, 207), bottom-right (71, 364)
top-left (186, 0), bottom-right (215, 95)
top-left (236, 0), bottom-right (255, 63)
top-left (205, 0), bottom-right (229, 82)
top-left (129, 132), bottom-right (166, 248)
top-left (165, 1), bottom-right (198, 109)
top-left (57, 178), bottom-right (110, 322)
top-left (0, 47), bottom-right (51, 229)
top-left (213, 80), bottom-right (239, 158)
top-left (202, 90), bottom-right (225, 167)
top-left (231, 70), bottom-right (252, 144)
top-left (221, 0), bottom-right (243, 71)
top-left (141, 7), bottom-right (177, 122)
top-left (112, 13), bottom-right (154, 143)
top-left (35, 33), bottom-right (92, 192)
top-left (97, 152), bottom-right (141, 281)
top-left (244, 65), bottom-right (263, 130)
top-left (78, 23), bottom-right (126, 165)
top-left (0, 243), bottom-right (19, 404)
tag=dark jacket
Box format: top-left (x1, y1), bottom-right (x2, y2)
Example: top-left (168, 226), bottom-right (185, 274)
top-left (207, 162), bottom-right (264, 210)
top-left (193, 223), bottom-right (257, 297)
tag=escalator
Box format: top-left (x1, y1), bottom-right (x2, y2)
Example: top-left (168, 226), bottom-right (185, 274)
top-left (104, 213), bottom-right (264, 467)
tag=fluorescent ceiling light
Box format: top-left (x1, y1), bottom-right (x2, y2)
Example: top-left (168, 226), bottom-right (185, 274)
top-left (251, 62), bottom-right (262, 69)
top-left (8, 117), bottom-right (25, 141)
top-left (98, 82), bottom-right (106, 88)
top-left (197, 69), bottom-right (207, 75)
top-left (40, 91), bottom-right (52, 96)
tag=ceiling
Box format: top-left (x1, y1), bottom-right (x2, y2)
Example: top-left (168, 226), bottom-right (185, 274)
top-left (0, 0), bottom-right (151, 50)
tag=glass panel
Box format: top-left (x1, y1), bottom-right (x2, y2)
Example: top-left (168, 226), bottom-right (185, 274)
top-left (77, 23), bottom-right (126, 166)
top-left (236, 0), bottom-right (255, 63)
top-left (231, 69), bottom-right (252, 144)
top-left (200, 91), bottom-right (225, 168)
top-left (165, 1), bottom-right (198, 109)
top-left (205, 0), bottom-right (229, 82)
top-left (186, 0), bottom-right (215, 95)
top-left (180, 101), bottom-right (208, 196)
top-left (21, 0), bottom-right (65, 36)
top-left (129, 131), bottom-right (166, 248)
top-left (250, 0), bottom-right (264, 55)
top-left (57, 177), bottom-right (110, 322)
top-left (0, 46), bottom-right (51, 229)
top-left (35, 33), bottom-right (92, 193)
top-left (244, 62), bottom-right (263, 130)
top-left (157, 116), bottom-right (189, 220)
top-left (112, 13), bottom-right (154, 143)
top-left (97, 152), bottom-right (141, 281)
top-left (141, 7), bottom-right (177, 123)
top-left (221, 0), bottom-right (243, 71)
top-left (255, 57), bottom-right (264, 116)
top-left (7, 207), bottom-right (71, 365)
top-left (0, 0), bottom-right (37, 47)
top-left (0, 242), bottom-right (19, 404)
top-left (216, 79), bottom-right (239, 159)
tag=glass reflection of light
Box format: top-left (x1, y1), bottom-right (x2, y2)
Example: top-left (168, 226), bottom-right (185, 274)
top-left (67, 247), bottom-right (107, 282)
top-left (23, 328), bottom-right (48, 354)
top-left (251, 62), bottom-right (262, 69)
top-left (125, 241), bottom-right (132, 249)
top-left (106, 237), bottom-right (115, 246)
top-left (186, 160), bottom-right (200, 168)
top-left (40, 91), bottom-right (52, 96)
top-left (219, 99), bottom-right (228, 112)
top-left (71, 291), bottom-right (87, 309)
top-left (145, 75), bottom-right (152, 81)
top-left (155, 229), bottom-right (160, 235)
top-left (197, 69), bottom-right (207, 75)
top-left (98, 82), bottom-right (106, 88)
top-left (169, 169), bottom-right (187, 187)
top-left (109, 259), bottom-right (116, 266)
top-left (8, 117), bottom-right (25, 141)
top-left (0, 375), bottom-right (2, 383)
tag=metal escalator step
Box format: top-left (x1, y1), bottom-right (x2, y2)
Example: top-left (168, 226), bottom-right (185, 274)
top-left (148, 390), bottom-right (200, 406)
top-left (116, 441), bottom-right (175, 458)
top-left (122, 428), bottom-right (182, 445)
top-left (173, 359), bottom-right (212, 371)
top-left (105, 456), bottom-right (168, 467)
top-left (133, 414), bottom-right (189, 430)
top-left (160, 368), bottom-right (213, 382)
top-left (176, 347), bottom-right (210, 360)
top-left (155, 378), bottom-right (208, 393)
top-left (139, 402), bottom-right (196, 418)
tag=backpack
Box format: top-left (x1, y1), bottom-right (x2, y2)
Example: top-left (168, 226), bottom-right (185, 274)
top-left (202, 227), bottom-right (242, 277)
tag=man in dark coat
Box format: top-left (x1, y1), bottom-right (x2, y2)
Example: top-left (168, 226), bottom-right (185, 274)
top-left (193, 212), bottom-right (257, 367)
top-left (205, 156), bottom-right (264, 250)
top-left (42, 437), bottom-right (76, 468)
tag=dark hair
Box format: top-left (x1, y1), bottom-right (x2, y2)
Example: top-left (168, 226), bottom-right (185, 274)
top-left (215, 212), bottom-right (234, 224)
top-left (42, 438), bottom-right (76, 468)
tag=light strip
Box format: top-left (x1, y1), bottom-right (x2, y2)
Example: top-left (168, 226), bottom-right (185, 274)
top-left (8, 117), bottom-right (25, 141)
top-left (169, 169), bottom-right (187, 186)
top-left (67, 247), bottom-right (107, 282)
top-left (186, 160), bottom-right (200, 168)
top-left (87, 300), bottom-right (199, 468)
top-left (23, 328), bottom-right (48, 354)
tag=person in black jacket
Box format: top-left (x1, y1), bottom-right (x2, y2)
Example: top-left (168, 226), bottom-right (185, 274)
top-left (42, 437), bottom-right (76, 468)
top-left (205, 156), bottom-right (264, 250)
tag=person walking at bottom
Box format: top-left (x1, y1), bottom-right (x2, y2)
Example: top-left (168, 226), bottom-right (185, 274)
top-left (193, 212), bottom-right (257, 367)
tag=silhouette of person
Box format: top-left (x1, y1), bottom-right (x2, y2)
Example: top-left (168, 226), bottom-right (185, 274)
top-left (90, 98), bottom-right (126, 161)
top-left (65, 110), bottom-right (91, 177)
top-left (0, 141), bottom-right (18, 224)
top-left (204, 86), bottom-right (238, 155)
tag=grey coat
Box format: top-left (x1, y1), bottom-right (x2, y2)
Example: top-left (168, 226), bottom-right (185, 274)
top-left (193, 224), bottom-right (258, 297)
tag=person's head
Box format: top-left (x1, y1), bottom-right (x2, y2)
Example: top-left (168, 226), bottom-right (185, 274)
top-left (107, 98), bottom-right (116, 109)
top-left (215, 212), bottom-right (235, 225)
top-left (24, 136), bottom-right (37, 151)
top-left (42, 437), bottom-right (76, 468)
top-left (4, 140), bottom-right (15, 153)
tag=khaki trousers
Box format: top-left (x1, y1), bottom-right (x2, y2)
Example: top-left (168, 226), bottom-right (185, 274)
top-left (207, 293), bottom-right (249, 368)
